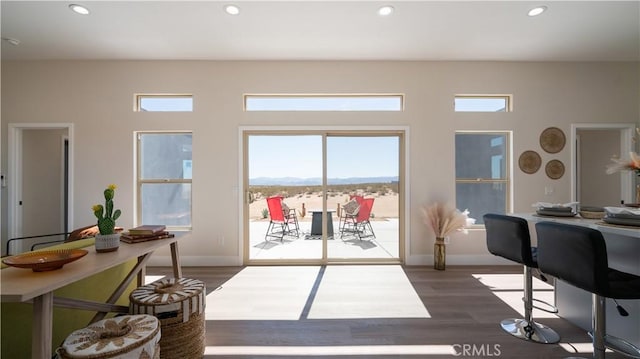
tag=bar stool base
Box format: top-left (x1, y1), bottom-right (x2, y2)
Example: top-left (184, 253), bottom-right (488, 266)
top-left (586, 332), bottom-right (640, 359)
top-left (500, 318), bottom-right (560, 344)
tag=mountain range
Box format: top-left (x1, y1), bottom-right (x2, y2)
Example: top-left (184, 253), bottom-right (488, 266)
top-left (249, 176), bottom-right (398, 186)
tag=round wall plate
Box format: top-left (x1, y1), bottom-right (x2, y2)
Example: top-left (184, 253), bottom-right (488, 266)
top-left (545, 159), bottom-right (565, 179)
top-left (518, 150), bottom-right (542, 174)
top-left (540, 127), bottom-right (566, 154)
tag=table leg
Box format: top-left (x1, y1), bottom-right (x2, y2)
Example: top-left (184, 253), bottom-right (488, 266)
top-left (32, 292), bottom-right (53, 359)
top-left (311, 212), bottom-right (322, 235)
top-left (170, 242), bottom-right (182, 278)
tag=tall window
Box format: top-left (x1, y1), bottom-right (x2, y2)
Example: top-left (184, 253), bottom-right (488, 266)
top-left (136, 132), bottom-right (192, 229)
top-left (455, 132), bottom-right (510, 224)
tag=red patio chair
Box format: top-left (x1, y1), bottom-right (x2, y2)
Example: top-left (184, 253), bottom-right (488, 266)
top-left (340, 197), bottom-right (375, 240)
top-left (265, 196), bottom-right (299, 241)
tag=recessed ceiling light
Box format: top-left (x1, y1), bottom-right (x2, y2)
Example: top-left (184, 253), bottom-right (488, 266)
top-left (378, 5), bottom-right (394, 16)
top-left (224, 4), bottom-right (240, 15)
top-left (1, 37), bottom-right (20, 46)
top-left (69, 4), bottom-right (90, 15)
top-left (527, 6), bottom-right (547, 17)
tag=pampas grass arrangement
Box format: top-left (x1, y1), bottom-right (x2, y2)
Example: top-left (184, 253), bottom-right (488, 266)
top-left (422, 202), bottom-right (475, 270)
top-left (423, 202), bottom-right (475, 238)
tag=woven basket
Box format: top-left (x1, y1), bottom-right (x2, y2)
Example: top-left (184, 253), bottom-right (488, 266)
top-left (579, 210), bottom-right (605, 219)
top-left (130, 277), bottom-right (205, 359)
top-left (57, 314), bottom-right (160, 359)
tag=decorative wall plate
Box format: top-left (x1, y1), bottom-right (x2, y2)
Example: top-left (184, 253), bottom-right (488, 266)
top-left (518, 150), bottom-right (542, 174)
top-left (545, 159), bottom-right (565, 179)
top-left (540, 127), bottom-right (566, 153)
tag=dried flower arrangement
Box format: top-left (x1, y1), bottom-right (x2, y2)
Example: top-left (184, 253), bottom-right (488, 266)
top-left (422, 202), bottom-right (475, 238)
top-left (422, 202), bottom-right (475, 270)
top-left (606, 151), bottom-right (640, 176)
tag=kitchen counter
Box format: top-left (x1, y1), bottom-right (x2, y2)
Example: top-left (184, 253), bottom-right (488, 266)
top-left (515, 213), bottom-right (639, 348)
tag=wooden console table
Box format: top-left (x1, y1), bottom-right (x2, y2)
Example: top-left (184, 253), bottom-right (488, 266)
top-left (1, 232), bottom-right (187, 359)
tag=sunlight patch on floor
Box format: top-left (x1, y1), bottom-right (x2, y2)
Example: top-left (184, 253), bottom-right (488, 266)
top-left (473, 273), bottom-right (558, 319)
top-left (559, 342), bottom-right (615, 354)
top-left (307, 265), bottom-right (430, 319)
top-left (205, 266), bottom-right (320, 320)
top-left (204, 344), bottom-right (455, 356)
top-left (144, 275), bottom-right (166, 285)
top-left (472, 273), bottom-right (554, 291)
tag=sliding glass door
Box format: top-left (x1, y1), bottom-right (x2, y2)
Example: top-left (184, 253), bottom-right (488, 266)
top-left (244, 130), bottom-right (402, 264)
top-left (326, 135), bottom-right (400, 260)
top-left (246, 134), bottom-right (324, 261)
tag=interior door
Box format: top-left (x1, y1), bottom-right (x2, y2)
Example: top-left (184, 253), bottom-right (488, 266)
top-left (575, 128), bottom-right (629, 207)
top-left (16, 129), bottom-right (68, 253)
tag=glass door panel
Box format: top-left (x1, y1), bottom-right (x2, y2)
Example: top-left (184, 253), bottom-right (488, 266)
top-left (247, 134), bottom-right (323, 261)
top-left (326, 136), bottom-right (400, 260)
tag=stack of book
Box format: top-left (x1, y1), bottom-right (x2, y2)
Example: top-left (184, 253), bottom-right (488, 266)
top-left (120, 225), bottom-right (173, 243)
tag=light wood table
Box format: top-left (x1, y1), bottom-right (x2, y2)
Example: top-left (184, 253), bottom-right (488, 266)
top-left (1, 232), bottom-right (187, 359)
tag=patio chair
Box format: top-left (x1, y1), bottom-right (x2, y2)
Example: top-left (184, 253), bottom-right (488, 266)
top-left (340, 197), bottom-right (375, 240)
top-left (281, 200), bottom-right (300, 237)
top-left (338, 196), bottom-right (362, 234)
top-left (265, 196), bottom-right (299, 241)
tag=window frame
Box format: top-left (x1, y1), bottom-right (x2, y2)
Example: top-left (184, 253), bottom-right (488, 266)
top-left (454, 94), bottom-right (512, 112)
top-left (134, 94), bottom-right (194, 112)
top-left (135, 131), bottom-right (193, 230)
top-left (243, 93), bottom-right (405, 111)
top-left (454, 130), bottom-right (512, 225)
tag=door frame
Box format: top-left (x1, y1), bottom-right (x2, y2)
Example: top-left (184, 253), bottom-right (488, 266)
top-left (238, 126), bottom-right (409, 265)
top-left (570, 123), bottom-right (636, 204)
top-left (8, 123), bottom-right (74, 253)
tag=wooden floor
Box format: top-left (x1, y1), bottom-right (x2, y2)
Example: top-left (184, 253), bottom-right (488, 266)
top-left (146, 265), bottom-right (628, 359)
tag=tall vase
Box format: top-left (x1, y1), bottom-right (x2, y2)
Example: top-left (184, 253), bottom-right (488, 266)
top-left (434, 237), bottom-right (446, 270)
top-left (95, 233), bottom-right (120, 253)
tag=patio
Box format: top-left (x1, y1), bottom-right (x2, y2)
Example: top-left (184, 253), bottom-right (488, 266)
top-left (248, 217), bottom-right (400, 260)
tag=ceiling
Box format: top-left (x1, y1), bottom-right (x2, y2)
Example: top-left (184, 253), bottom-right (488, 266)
top-left (1, 1), bottom-right (639, 62)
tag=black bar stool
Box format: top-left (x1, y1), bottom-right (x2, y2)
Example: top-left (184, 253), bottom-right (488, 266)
top-left (536, 221), bottom-right (640, 359)
top-left (484, 214), bottom-right (560, 344)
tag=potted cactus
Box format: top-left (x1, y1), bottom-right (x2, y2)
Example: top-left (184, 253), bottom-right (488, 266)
top-left (92, 184), bottom-right (122, 252)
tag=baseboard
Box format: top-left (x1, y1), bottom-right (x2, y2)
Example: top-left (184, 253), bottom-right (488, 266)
top-left (405, 254), bottom-right (513, 266)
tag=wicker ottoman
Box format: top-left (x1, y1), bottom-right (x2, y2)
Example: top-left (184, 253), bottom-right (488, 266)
top-left (57, 314), bottom-right (161, 359)
top-left (130, 277), bottom-right (206, 359)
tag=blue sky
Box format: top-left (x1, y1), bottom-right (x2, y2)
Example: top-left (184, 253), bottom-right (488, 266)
top-left (248, 135), bottom-right (399, 179)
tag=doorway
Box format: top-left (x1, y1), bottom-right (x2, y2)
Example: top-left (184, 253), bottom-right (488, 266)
top-left (571, 123), bottom-right (636, 206)
top-left (242, 128), bottom-right (405, 264)
top-left (7, 123), bottom-right (74, 255)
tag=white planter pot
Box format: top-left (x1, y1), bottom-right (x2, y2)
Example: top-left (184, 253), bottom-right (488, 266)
top-left (95, 233), bottom-right (120, 253)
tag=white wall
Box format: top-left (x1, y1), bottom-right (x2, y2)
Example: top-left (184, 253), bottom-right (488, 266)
top-left (1, 61), bottom-right (639, 265)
